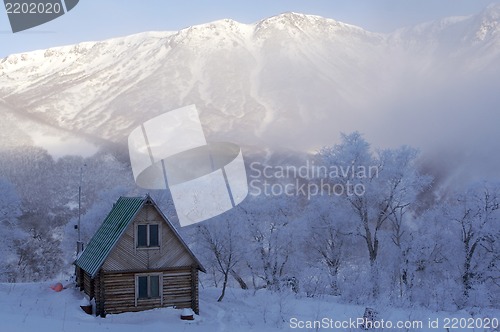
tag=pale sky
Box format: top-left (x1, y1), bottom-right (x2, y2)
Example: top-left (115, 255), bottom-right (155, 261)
top-left (0, 0), bottom-right (499, 57)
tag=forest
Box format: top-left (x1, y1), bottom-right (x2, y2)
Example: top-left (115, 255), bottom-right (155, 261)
top-left (0, 132), bottom-right (498, 311)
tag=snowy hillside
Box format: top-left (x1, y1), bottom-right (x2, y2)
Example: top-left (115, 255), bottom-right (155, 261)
top-left (0, 13), bottom-right (388, 151)
top-left (1, 6), bottom-right (500, 157)
top-left (1, 282), bottom-right (498, 332)
top-left (390, 4), bottom-right (500, 73)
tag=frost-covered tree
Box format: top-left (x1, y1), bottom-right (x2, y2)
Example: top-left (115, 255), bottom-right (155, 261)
top-left (0, 178), bottom-right (23, 281)
top-left (304, 196), bottom-right (346, 295)
top-left (319, 132), bottom-right (431, 297)
top-left (405, 208), bottom-right (459, 310)
top-left (12, 227), bottom-right (63, 282)
top-left (198, 219), bottom-right (244, 301)
top-left (241, 195), bottom-right (300, 292)
top-left (0, 178), bottom-right (22, 226)
top-left (0, 146), bottom-right (135, 281)
top-left (443, 182), bottom-right (500, 306)
top-left (0, 148), bottom-right (69, 281)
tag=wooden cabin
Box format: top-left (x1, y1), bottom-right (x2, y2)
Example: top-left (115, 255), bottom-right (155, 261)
top-left (75, 195), bottom-right (205, 316)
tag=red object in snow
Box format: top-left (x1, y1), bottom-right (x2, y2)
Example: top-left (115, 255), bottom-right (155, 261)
top-left (51, 283), bottom-right (64, 292)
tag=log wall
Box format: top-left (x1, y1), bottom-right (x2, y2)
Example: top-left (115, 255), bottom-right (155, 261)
top-left (94, 272), bottom-right (104, 316)
top-left (83, 271), bottom-right (94, 299)
top-left (162, 268), bottom-right (193, 310)
top-left (191, 266), bottom-right (199, 314)
top-left (95, 267), bottom-right (197, 315)
top-left (76, 267), bottom-right (84, 290)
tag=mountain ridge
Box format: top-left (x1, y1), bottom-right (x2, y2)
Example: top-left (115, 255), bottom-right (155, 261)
top-left (1, 8), bottom-right (499, 183)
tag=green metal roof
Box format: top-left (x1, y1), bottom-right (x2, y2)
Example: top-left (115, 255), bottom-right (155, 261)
top-left (75, 196), bottom-right (145, 278)
top-left (75, 195), bottom-right (205, 278)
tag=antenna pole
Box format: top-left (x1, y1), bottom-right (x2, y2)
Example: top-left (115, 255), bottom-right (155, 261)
top-left (77, 164), bottom-right (86, 255)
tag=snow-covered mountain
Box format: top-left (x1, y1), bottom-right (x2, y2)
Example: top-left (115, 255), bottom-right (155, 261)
top-left (1, 6), bottom-right (499, 176)
top-left (0, 13), bottom-right (385, 149)
top-left (390, 4), bottom-right (500, 73)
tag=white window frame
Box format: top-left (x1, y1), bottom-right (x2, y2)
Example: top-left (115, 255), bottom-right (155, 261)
top-left (135, 222), bottom-right (161, 249)
top-left (134, 273), bottom-right (163, 306)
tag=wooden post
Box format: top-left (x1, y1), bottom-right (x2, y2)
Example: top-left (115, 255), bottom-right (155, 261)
top-left (191, 266), bottom-right (199, 315)
top-left (99, 271), bottom-right (106, 317)
top-left (94, 274), bottom-right (99, 317)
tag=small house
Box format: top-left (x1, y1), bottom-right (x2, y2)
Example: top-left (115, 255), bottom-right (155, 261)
top-left (75, 195), bottom-right (205, 316)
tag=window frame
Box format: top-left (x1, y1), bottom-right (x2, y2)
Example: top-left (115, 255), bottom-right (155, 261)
top-left (135, 222), bottom-right (161, 249)
top-left (135, 273), bottom-right (163, 306)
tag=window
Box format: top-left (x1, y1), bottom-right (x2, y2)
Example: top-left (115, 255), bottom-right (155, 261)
top-left (137, 224), bottom-right (159, 248)
top-left (136, 274), bottom-right (161, 300)
top-left (149, 224), bottom-right (159, 247)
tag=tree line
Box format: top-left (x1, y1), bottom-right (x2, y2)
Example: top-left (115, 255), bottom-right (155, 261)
top-left (0, 133), bottom-right (498, 311)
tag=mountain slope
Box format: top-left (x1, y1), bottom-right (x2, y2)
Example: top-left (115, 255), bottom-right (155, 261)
top-left (1, 7), bottom-right (499, 170)
top-left (0, 13), bottom-right (389, 150)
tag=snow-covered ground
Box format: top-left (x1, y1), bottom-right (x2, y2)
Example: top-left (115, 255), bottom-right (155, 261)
top-left (0, 281), bottom-right (498, 331)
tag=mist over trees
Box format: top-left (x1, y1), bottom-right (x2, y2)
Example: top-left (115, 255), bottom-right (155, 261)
top-left (196, 132), bottom-right (499, 310)
top-left (0, 132), bottom-right (498, 311)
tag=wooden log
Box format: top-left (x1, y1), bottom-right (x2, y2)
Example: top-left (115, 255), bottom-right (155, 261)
top-left (93, 268), bottom-right (199, 315)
